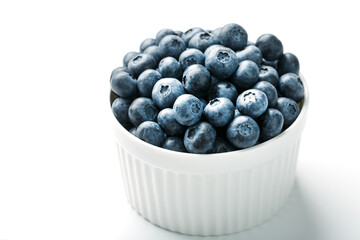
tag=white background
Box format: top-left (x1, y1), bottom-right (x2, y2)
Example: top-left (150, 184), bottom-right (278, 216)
top-left (1, 0), bottom-right (359, 239)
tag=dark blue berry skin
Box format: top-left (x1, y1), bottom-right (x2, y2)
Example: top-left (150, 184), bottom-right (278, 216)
top-left (112, 97), bottom-right (133, 130)
top-left (173, 94), bottom-right (203, 126)
top-left (261, 59), bottom-right (278, 69)
top-left (230, 60), bottom-right (259, 90)
top-left (129, 127), bottom-right (137, 136)
top-left (247, 41), bottom-right (255, 46)
top-left (128, 97), bottom-right (158, 127)
top-left (205, 46), bottom-right (239, 79)
top-left (277, 53), bottom-right (300, 76)
top-left (279, 73), bottom-right (304, 102)
top-left (159, 35), bottom-right (186, 59)
top-left (226, 116), bottom-right (260, 149)
top-left (110, 66), bottom-right (129, 81)
top-left (123, 51), bottom-right (138, 67)
top-left (181, 27), bottom-right (204, 45)
top-left (209, 81), bottom-right (238, 104)
top-left (110, 71), bottom-right (137, 98)
top-left (210, 74), bottom-right (221, 86)
top-left (174, 30), bottom-right (183, 37)
top-left (155, 28), bottom-right (176, 44)
top-left (258, 65), bottom-right (279, 87)
top-left (253, 81), bottom-right (278, 108)
top-left (234, 108), bottom-right (241, 118)
top-left (236, 89), bottom-right (268, 118)
top-left (188, 31), bottom-right (220, 52)
top-left (204, 44), bottom-right (223, 56)
top-left (143, 45), bottom-right (164, 63)
top-left (128, 53), bottom-right (157, 78)
top-left (184, 121), bottom-right (216, 154)
top-left (158, 57), bottom-right (182, 80)
top-left (179, 48), bottom-right (205, 71)
top-left (157, 108), bottom-right (185, 136)
top-left (162, 136), bottom-right (187, 152)
top-left (219, 23), bottom-right (248, 51)
top-left (182, 64), bottom-right (211, 98)
top-left (204, 97), bottom-right (235, 127)
top-left (136, 121), bottom-right (165, 147)
top-left (275, 97), bottom-right (300, 129)
top-left (212, 27), bottom-right (222, 38)
top-left (236, 45), bottom-right (262, 66)
top-left (137, 69), bottom-right (162, 97)
top-left (211, 137), bottom-right (236, 153)
top-left (255, 34), bottom-right (283, 61)
top-left (140, 38), bottom-right (156, 52)
top-left (258, 108), bottom-right (284, 142)
top-left (152, 78), bottom-right (185, 109)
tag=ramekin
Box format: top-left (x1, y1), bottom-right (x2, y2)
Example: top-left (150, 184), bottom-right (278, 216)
top-left (111, 74), bottom-right (309, 236)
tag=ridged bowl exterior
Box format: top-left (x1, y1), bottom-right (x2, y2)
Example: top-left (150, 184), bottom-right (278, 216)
top-left (112, 75), bottom-right (309, 236)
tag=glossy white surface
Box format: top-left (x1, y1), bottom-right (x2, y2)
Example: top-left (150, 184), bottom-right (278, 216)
top-left (1, 0), bottom-right (360, 239)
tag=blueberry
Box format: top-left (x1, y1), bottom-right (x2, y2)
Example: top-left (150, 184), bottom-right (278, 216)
top-left (247, 41), bottom-right (255, 46)
top-left (136, 121), bottom-right (165, 147)
top-left (152, 78), bottom-right (185, 109)
top-left (158, 57), bottom-right (182, 80)
top-left (205, 46), bottom-right (239, 79)
top-left (184, 121), bottom-right (216, 154)
top-left (226, 116), bottom-right (260, 149)
top-left (204, 44), bottom-right (223, 56)
top-left (143, 45), bottom-right (164, 63)
top-left (236, 45), bottom-right (262, 66)
top-left (212, 137), bottom-right (236, 153)
top-left (137, 69), bottom-right (162, 97)
top-left (236, 89), bottom-right (268, 118)
top-left (277, 52), bottom-right (300, 76)
top-left (219, 23), bottom-right (248, 51)
top-left (159, 35), bottom-right (186, 59)
top-left (110, 71), bottom-right (137, 98)
top-left (261, 58), bottom-right (278, 69)
top-left (212, 27), bottom-right (222, 38)
top-left (234, 108), bottom-right (241, 118)
top-left (157, 108), bottom-right (185, 136)
top-left (174, 30), bottom-right (183, 37)
top-left (182, 64), bottom-right (211, 98)
top-left (128, 53), bottom-right (157, 78)
top-left (128, 97), bottom-right (158, 127)
top-left (162, 136), bottom-right (187, 152)
top-left (155, 28), bottom-right (176, 44)
top-left (253, 81), bottom-right (278, 108)
top-left (179, 48), bottom-right (205, 70)
top-left (140, 38), bottom-right (156, 52)
top-left (279, 73), bottom-right (304, 102)
top-left (181, 27), bottom-right (204, 45)
top-left (209, 81), bottom-right (238, 104)
top-left (255, 34), bottom-right (283, 61)
top-left (258, 65), bottom-right (279, 87)
top-left (258, 108), bottom-right (284, 142)
top-left (230, 60), bottom-right (259, 90)
top-left (123, 51), bottom-right (138, 67)
top-left (112, 97), bottom-right (133, 130)
top-left (210, 74), bottom-right (221, 86)
top-left (188, 31), bottom-right (220, 52)
top-left (173, 94), bottom-right (203, 126)
top-left (204, 97), bottom-right (235, 127)
top-left (110, 66), bottom-right (129, 81)
top-left (275, 97), bottom-right (300, 129)
top-left (129, 127), bottom-right (137, 135)
top-left (199, 98), bottom-right (208, 110)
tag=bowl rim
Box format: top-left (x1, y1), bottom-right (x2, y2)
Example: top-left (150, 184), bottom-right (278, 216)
top-left (111, 73), bottom-right (309, 167)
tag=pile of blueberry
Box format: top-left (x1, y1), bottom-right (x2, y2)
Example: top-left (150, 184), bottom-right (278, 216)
top-left (110, 23), bottom-right (304, 154)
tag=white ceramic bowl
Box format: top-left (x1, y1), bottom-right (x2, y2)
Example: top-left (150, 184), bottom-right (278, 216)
top-left (111, 74), bottom-right (309, 236)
